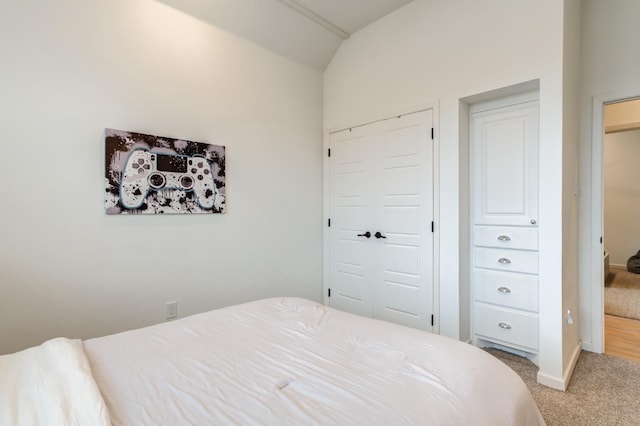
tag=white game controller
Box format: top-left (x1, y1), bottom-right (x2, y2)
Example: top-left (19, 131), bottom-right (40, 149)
top-left (120, 149), bottom-right (216, 210)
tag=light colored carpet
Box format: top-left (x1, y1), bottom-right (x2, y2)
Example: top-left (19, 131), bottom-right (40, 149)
top-left (487, 348), bottom-right (640, 426)
top-left (605, 267), bottom-right (640, 320)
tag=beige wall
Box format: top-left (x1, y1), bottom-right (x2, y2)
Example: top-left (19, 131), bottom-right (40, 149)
top-left (605, 99), bottom-right (640, 133)
top-left (0, 0), bottom-right (324, 355)
top-left (604, 129), bottom-right (640, 266)
top-left (561, 0), bottom-right (582, 380)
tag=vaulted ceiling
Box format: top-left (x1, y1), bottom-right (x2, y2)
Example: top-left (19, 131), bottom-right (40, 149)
top-left (154, 0), bottom-right (414, 70)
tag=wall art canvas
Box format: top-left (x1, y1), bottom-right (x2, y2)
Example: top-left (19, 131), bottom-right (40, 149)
top-left (105, 129), bottom-right (225, 214)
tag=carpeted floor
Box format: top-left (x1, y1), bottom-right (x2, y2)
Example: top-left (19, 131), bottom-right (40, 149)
top-left (487, 348), bottom-right (640, 426)
top-left (605, 266), bottom-right (640, 289)
top-left (605, 267), bottom-right (640, 320)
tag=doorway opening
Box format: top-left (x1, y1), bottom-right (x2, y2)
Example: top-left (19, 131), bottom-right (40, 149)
top-left (601, 98), bottom-right (640, 362)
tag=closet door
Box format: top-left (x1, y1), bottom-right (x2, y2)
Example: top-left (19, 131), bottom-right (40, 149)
top-left (328, 110), bottom-right (434, 331)
top-left (373, 113), bottom-right (434, 330)
top-left (328, 124), bottom-right (376, 318)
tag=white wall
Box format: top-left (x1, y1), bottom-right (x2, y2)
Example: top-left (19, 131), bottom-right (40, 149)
top-left (578, 0), bottom-right (640, 352)
top-left (0, 0), bottom-right (323, 355)
top-left (604, 129), bottom-right (640, 266)
top-left (324, 0), bottom-right (571, 387)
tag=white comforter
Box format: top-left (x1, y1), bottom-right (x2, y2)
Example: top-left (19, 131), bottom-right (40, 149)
top-left (84, 297), bottom-right (545, 425)
top-left (0, 337), bottom-right (111, 426)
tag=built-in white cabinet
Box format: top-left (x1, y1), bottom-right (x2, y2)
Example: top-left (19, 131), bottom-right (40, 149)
top-left (471, 93), bottom-right (540, 361)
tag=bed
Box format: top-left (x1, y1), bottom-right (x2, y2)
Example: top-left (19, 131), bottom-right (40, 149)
top-left (1, 297), bottom-right (545, 425)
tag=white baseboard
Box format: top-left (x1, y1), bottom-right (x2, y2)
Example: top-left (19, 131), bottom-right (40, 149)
top-left (581, 340), bottom-right (594, 353)
top-left (581, 339), bottom-right (604, 354)
top-left (537, 341), bottom-right (582, 391)
top-left (537, 372), bottom-right (564, 390)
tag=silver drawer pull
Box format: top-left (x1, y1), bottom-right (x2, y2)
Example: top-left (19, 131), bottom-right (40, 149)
top-left (497, 235), bottom-right (511, 241)
top-left (498, 322), bottom-right (512, 330)
top-left (498, 257), bottom-right (511, 264)
top-left (497, 286), bottom-right (512, 294)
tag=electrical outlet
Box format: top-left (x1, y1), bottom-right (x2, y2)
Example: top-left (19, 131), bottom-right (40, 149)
top-left (564, 309), bottom-right (574, 334)
top-left (166, 301), bottom-right (177, 320)
top-left (566, 309), bottom-right (574, 325)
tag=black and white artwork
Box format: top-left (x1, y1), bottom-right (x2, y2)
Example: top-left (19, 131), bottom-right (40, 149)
top-left (105, 129), bottom-right (225, 214)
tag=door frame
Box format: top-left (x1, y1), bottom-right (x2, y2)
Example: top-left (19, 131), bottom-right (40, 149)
top-left (590, 89), bottom-right (640, 353)
top-left (323, 103), bottom-right (440, 333)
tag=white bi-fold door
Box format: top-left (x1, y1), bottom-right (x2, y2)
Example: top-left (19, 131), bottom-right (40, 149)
top-left (328, 110), bottom-right (434, 331)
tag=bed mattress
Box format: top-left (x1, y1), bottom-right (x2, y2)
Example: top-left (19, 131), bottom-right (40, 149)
top-left (83, 297), bottom-right (544, 425)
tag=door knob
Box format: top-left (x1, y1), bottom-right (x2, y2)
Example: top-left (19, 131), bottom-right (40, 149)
top-left (357, 231), bottom-right (371, 238)
top-left (374, 232), bottom-right (387, 239)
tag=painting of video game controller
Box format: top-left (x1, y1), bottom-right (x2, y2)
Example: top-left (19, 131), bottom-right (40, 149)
top-left (105, 129), bottom-right (225, 215)
top-left (120, 149), bottom-right (216, 210)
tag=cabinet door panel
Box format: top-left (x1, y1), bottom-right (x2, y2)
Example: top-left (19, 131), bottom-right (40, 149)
top-left (472, 101), bottom-right (539, 226)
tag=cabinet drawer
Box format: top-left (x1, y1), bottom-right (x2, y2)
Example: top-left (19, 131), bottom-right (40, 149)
top-left (474, 304), bottom-right (539, 350)
top-left (474, 270), bottom-right (538, 312)
top-left (474, 227), bottom-right (538, 250)
top-left (474, 248), bottom-right (538, 274)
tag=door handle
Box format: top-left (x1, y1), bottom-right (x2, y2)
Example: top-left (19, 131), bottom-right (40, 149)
top-left (357, 231), bottom-right (371, 238)
top-left (374, 232), bottom-right (386, 239)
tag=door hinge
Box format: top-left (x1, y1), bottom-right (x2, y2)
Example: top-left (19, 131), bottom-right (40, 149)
top-left (328, 218), bottom-right (331, 227)
top-left (328, 288), bottom-right (331, 298)
top-left (328, 148), bottom-right (331, 157)
top-left (431, 128), bottom-right (434, 140)
top-left (431, 314), bottom-right (434, 327)
top-left (600, 236), bottom-right (603, 244)
top-left (431, 221), bottom-right (434, 233)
